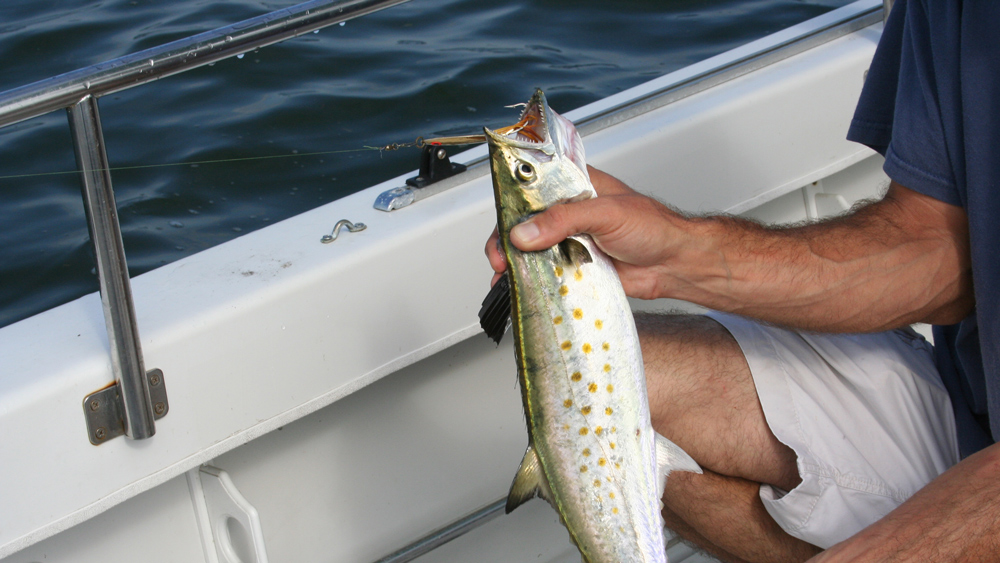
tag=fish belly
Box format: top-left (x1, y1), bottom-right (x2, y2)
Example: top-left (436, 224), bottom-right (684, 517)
top-left (512, 236), bottom-right (666, 563)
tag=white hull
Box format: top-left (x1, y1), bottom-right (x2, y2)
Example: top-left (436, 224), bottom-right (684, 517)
top-left (0, 2), bottom-right (888, 561)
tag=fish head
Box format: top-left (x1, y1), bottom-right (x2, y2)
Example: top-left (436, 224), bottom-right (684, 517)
top-left (486, 89), bottom-right (595, 227)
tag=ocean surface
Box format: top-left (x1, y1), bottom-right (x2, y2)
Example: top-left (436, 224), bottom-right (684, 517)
top-left (0, 0), bottom-right (851, 328)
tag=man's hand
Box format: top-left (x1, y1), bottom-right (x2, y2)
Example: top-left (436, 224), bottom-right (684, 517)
top-left (485, 166), bottom-right (698, 300)
top-left (485, 166), bottom-right (973, 332)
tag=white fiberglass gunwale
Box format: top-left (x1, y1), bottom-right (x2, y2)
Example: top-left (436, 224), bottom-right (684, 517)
top-left (0, 1), bottom-right (883, 558)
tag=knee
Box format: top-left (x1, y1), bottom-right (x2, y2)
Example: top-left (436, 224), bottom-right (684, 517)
top-left (635, 312), bottom-right (747, 414)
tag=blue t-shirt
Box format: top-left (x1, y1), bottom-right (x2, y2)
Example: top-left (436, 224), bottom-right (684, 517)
top-left (846, 0), bottom-right (998, 457)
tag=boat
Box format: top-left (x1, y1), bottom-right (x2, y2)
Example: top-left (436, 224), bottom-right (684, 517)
top-left (0, 1), bottom-right (892, 561)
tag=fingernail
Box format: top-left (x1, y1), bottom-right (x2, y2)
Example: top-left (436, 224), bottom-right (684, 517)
top-left (511, 221), bottom-right (539, 244)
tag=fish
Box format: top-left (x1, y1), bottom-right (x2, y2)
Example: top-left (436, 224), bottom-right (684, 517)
top-left (479, 89), bottom-right (701, 563)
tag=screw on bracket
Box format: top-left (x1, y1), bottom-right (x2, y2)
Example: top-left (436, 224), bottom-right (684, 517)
top-left (83, 368), bottom-right (168, 445)
top-left (320, 219), bottom-right (367, 244)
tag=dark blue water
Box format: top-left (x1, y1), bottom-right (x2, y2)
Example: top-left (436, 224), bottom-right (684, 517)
top-left (0, 0), bottom-right (851, 328)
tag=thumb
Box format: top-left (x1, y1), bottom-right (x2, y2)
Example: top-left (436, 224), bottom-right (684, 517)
top-left (510, 219), bottom-right (543, 248)
top-left (509, 199), bottom-right (601, 251)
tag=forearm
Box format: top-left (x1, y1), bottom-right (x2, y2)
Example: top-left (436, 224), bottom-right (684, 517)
top-left (659, 183), bottom-right (972, 332)
top-left (500, 172), bottom-right (972, 333)
top-left (809, 442), bottom-right (1000, 562)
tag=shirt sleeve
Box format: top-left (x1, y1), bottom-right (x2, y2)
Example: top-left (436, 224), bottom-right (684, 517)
top-left (848, 0), bottom-right (964, 208)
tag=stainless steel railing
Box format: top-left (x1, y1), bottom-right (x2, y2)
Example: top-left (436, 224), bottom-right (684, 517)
top-left (0, 0), bottom-right (410, 443)
top-left (884, 0), bottom-right (895, 25)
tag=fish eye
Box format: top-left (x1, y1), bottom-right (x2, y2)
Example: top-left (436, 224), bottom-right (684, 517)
top-left (515, 161), bottom-right (536, 183)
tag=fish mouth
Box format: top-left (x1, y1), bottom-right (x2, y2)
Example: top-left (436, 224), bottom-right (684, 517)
top-left (484, 89), bottom-right (551, 149)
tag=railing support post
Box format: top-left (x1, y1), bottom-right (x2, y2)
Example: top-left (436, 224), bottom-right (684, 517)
top-left (68, 96), bottom-right (156, 440)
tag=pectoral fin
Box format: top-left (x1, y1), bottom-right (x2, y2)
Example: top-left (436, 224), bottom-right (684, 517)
top-left (559, 236), bottom-right (593, 268)
top-left (655, 432), bottom-right (702, 499)
top-left (479, 274), bottom-right (511, 345)
top-left (506, 444), bottom-right (553, 513)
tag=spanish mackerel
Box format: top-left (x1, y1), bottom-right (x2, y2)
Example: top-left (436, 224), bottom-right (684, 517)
top-left (479, 90), bottom-right (701, 562)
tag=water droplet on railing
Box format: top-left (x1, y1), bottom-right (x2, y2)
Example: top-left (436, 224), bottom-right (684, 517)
top-left (313, 30), bottom-right (319, 34)
top-left (169, 221), bottom-right (184, 228)
top-left (339, 22), bottom-right (345, 26)
top-left (237, 54), bottom-right (245, 59)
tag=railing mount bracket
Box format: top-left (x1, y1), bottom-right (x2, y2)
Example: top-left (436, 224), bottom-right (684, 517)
top-left (83, 369), bottom-right (169, 446)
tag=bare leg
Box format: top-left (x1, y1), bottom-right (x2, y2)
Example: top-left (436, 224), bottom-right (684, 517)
top-left (636, 313), bottom-right (821, 563)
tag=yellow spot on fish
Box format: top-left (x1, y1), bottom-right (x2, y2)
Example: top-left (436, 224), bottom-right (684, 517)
top-left (580, 427), bottom-right (589, 436)
top-left (613, 507), bottom-right (619, 514)
top-left (581, 406), bottom-right (592, 415)
top-left (582, 343), bottom-right (593, 354)
top-left (571, 371), bottom-right (582, 382)
top-left (595, 426), bottom-right (604, 436)
top-left (561, 340), bottom-right (572, 351)
top-left (573, 308), bottom-right (583, 320)
top-left (598, 458), bottom-right (607, 466)
top-left (609, 492), bottom-right (615, 499)
top-left (563, 399), bottom-right (573, 408)
top-left (595, 319), bottom-right (603, 329)
top-left (559, 285), bottom-right (569, 296)
top-left (615, 462), bottom-right (621, 469)
top-left (593, 480), bottom-right (601, 487)
top-left (605, 407), bottom-right (613, 415)
top-left (588, 382), bottom-right (598, 393)
top-left (602, 342), bottom-right (610, 351)
top-left (563, 424), bottom-right (570, 430)
top-left (610, 442), bottom-right (616, 449)
top-left (574, 269), bottom-right (583, 281)
top-left (582, 448), bottom-right (591, 457)
top-left (607, 384), bottom-right (615, 393)
top-left (555, 266), bottom-right (564, 277)
top-left (580, 465), bottom-right (588, 473)
top-left (612, 427), bottom-right (617, 433)
top-left (603, 364), bottom-right (611, 373)
top-left (553, 316), bottom-right (563, 325)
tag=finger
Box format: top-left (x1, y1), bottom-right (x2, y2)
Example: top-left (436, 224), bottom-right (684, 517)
top-left (510, 197), bottom-right (615, 251)
top-left (485, 227), bottom-right (507, 273)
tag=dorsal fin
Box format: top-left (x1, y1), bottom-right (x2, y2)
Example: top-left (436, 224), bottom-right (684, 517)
top-left (506, 444), bottom-right (553, 513)
top-left (479, 274), bottom-right (511, 345)
top-left (655, 432), bottom-right (702, 500)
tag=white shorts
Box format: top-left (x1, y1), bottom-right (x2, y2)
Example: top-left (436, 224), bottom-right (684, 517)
top-left (707, 312), bottom-right (959, 549)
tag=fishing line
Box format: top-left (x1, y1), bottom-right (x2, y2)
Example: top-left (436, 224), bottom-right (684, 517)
top-left (0, 134), bottom-right (486, 182)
